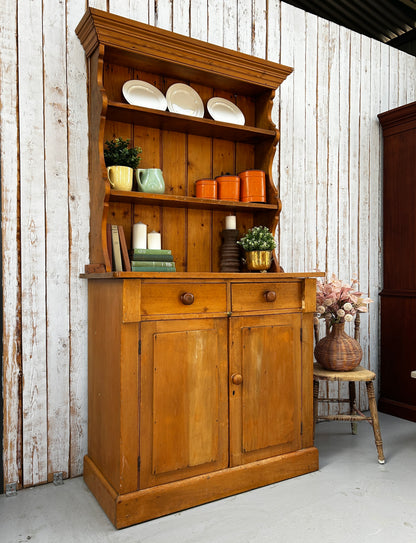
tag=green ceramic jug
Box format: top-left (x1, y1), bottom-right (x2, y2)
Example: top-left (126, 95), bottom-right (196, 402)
top-left (135, 168), bottom-right (165, 194)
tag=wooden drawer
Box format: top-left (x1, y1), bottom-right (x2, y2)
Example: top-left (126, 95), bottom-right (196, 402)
top-left (231, 282), bottom-right (302, 312)
top-left (141, 283), bottom-right (227, 317)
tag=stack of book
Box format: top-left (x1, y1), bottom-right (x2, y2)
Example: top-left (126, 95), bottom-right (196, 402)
top-left (130, 248), bottom-right (176, 272)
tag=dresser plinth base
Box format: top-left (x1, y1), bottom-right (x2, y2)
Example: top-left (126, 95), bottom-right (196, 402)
top-left (84, 448), bottom-right (319, 529)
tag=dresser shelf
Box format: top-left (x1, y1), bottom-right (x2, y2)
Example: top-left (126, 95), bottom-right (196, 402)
top-left (107, 101), bottom-right (277, 144)
top-left (109, 189), bottom-right (278, 211)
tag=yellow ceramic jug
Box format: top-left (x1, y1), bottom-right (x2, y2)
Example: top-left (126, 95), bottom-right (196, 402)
top-left (107, 165), bottom-right (133, 191)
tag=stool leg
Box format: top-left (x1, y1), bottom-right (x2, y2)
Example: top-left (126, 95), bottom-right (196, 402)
top-left (349, 381), bottom-right (357, 435)
top-left (313, 379), bottom-right (319, 441)
top-left (366, 381), bottom-right (385, 464)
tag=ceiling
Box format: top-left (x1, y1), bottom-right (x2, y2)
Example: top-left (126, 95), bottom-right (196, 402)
top-left (282, 0), bottom-right (416, 56)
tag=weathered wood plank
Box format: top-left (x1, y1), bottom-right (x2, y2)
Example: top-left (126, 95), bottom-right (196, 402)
top-left (388, 47), bottom-right (399, 110)
top-left (406, 54), bottom-right (416, 104)
top-left (88, 0), bottom-right (107, 10)
top-left (155, 0), bottom-right (172, 30)
top-left (279, 2), bottom-right (295, 272)
top-left (326, 22), bottom-right (340, 279)
top-left (173, 0), bottom-right (189, 36)
top-left (267, 0), bottom-right (281, 262)
top-left (358, 35), bottom-right (372, 407)
top-left (190, 0), bottom-right (207, 41)
top-left (109, 0), bottom-right (148, 22)
top-left (368, 39), bottom-right (382, 384)
top-left (348, 32), bottom-right (360, 282)
top-left (223, 0), bottom-right (237, 51)
top-left (315, 17), bottom-right (329, 277)
top-left (208, 0), bottom-right (223, 46)
top-left (398, 49), bottom-right (408, 107)
top-left (291, 9), bottom-right (306, 273)
top-left (252, 0), bottom-right (267, 60)
top-left (237, 0), bottom-right (252, 55)
top-left (338, 27), bottom-right (351, 285)
top-left (18, 0), bottom-right (48, 487)
top-left (325, 22), bottom-right (341, 414)
top-left (1, 0), bottom-right (22, 489)
top-left (304, 13), bottom-right (318, 274)
top-left (44, 0), bottom-right (71, 481)
top-left (67, 0), bottom-right (90, 477)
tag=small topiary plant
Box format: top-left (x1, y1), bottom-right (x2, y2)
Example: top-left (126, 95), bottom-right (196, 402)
top-left (104, 137), bottom-right (142, 169)
top-left (237, 225), bottom-right (276, 251)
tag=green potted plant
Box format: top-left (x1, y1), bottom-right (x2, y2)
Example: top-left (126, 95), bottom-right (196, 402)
top-left (237, 225), bottom-right (276, 272)
top-left (104, 137), bottom-right (142, 191)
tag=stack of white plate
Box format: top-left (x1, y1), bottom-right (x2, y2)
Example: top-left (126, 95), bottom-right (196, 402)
top-left (122, 80), bottom-right (245, 125)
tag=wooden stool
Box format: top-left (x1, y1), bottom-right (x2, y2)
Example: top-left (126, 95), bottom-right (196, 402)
top-left (313, 363), bottom-right (385, 464)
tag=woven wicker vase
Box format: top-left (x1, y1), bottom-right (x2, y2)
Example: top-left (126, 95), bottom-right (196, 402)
top-left (314, 322), bottom-right (363, 371)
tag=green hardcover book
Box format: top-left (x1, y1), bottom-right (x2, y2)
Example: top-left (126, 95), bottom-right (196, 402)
top-left (130, 265), bottom-right (176, 272)
top-left (130, 260), bottom-right (175, 268)
top-left (130, 248), bottom-right (171, 255)
top-left (131, 253), bottom-right (174, 262)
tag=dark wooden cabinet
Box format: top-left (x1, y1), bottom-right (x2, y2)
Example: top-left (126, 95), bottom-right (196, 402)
top-left (378, 102), bottom-right (416, 422)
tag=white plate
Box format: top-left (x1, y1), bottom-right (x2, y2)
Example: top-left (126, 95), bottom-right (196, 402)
top-left (122, 80), bottom-right (167, 111)
top-left (166, 83), bottom-right (204, 117)
top-left (207, 97), bottom-right (245, 125)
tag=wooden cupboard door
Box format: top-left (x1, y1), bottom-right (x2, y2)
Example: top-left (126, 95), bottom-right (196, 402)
top-left (229, 314), bottom-right (302, 466)
top-left (140, 318), bottom-right (228, 488)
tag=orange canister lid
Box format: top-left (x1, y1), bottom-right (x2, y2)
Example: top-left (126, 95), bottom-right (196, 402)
top-left (238, 169), bottom-right (266, 178)
top-left (216, 175), bottom-right (240, 182)
top-left (196, 178), bottom-right (217, 185)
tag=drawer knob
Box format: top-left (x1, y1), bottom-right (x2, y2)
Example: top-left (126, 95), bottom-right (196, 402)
top-left (264, 290), bottom-right (276, 302)
top-left (231, 373), bottom-right (243, 385)
top-left (181, 292), bottom-right (194, 305)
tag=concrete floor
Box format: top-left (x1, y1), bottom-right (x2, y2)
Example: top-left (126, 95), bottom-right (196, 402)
top-left (1, 412), bottom-right (416, 542)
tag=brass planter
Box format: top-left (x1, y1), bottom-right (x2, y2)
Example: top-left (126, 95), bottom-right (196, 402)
top-left (245, 250), bottom-right (272, 272)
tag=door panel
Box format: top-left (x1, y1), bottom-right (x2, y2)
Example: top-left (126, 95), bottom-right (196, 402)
top-left (230, 314), bottom-right (302, 466)
top-left (140, 318), bottom-right (228, 488)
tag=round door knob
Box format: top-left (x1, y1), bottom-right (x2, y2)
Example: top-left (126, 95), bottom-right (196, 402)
top-left (231, 373), bottom-right (243, 385)
top-left (264, 290), bottom-right (276, 302)
top-left (181, 292), bottom-right (194, 305)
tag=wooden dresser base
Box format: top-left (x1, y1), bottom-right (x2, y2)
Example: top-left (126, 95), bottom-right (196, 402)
top-left (84, 448), bottom-right (319, 529)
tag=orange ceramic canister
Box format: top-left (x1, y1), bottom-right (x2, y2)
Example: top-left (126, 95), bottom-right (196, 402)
top-left (216, 175), bottom-right (240, 202)
top-left (195, 178), bottom-right (217, 199)
top-left (239, 169), bottom-right (266, 203)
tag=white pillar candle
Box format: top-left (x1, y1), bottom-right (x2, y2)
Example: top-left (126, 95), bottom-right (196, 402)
top-left (132, 222), bottom-right (147, 249)
top-left (225, 215), bottom-right (236, 230)
top-left (148, 231), bottom-right (161, 250)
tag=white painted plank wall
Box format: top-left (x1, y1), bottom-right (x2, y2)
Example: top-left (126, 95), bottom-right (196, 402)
top-left (2, 0), bottom-right (416, 488)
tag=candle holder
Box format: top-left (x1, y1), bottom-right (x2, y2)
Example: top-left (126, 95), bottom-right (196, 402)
top-left (220, 229), bottom-right (240, 272)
